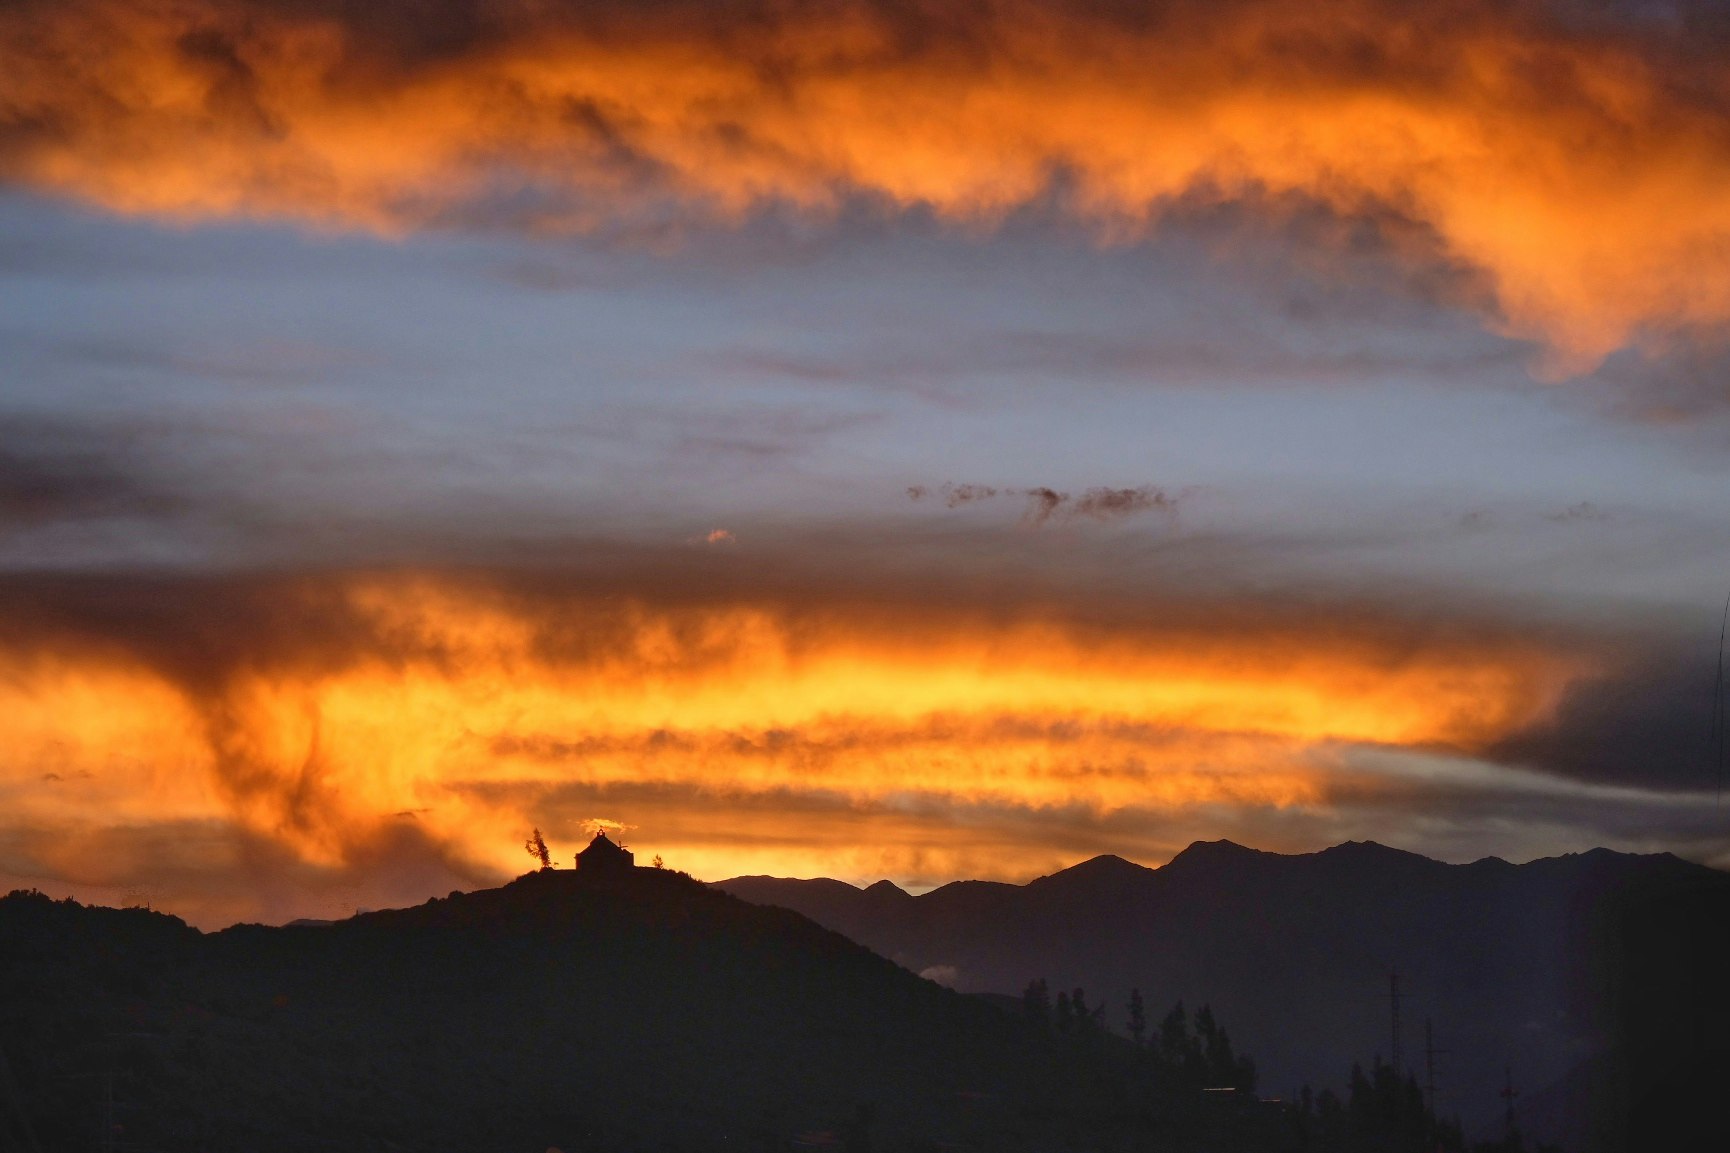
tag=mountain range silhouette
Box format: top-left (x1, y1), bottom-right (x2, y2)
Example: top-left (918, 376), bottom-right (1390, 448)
top-left (2, 840), bottom-right (1724, 1152)
top-left (718, 839), bottom-right (1730, 1151)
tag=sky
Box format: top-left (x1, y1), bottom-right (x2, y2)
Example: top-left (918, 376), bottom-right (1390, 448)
top-left (3, 0), bottom-right (1730, 927)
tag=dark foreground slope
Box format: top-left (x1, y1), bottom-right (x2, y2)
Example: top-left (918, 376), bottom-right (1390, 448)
top-left (1, 866), bottom-right (1287, 1153)
top-left (718, 841), bottom-right (1730, 1151)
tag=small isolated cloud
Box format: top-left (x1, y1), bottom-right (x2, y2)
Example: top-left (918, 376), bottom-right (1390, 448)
top-left (581, 818), bottom-right (634, 839)
top-left (911, 482), bottom-right (1182, 526)
top-left (918, 964), bottom-right (961, 988)
top-left (690, 528), bottom-right (736, 546)
top-left (943, 483), bottom-right (998, 508)
top-left (1071, 486), bottom-right (1179, 521)
top-left (906, 483), bottom-right (1000, 507)
top-left (1018, 487), bottom-right (1070, 526)
top-left (1544, 501), bottom-right (1608, 524)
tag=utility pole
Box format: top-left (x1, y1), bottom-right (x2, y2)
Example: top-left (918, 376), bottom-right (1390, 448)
top-left (1423, 1020), bottom-right (1439, 1111)
top-left (1389, 970), bottom-right (1404, 1078)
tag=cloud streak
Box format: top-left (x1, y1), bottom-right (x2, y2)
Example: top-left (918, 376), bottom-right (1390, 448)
top-left (3, 0), bottom-right (1730, 367)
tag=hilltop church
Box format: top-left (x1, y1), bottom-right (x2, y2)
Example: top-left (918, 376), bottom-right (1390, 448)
top-left (575, 830), bottom-right (634, 873)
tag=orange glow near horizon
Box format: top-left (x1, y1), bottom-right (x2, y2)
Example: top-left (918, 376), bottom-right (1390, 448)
top-left (4, 0), bottom-right (1730, 369)
top-left (0, 574), bottom-right (1591, 918)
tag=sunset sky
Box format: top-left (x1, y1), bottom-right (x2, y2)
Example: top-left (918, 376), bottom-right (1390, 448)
top-left (4, 0), bottom-right (1730, 927)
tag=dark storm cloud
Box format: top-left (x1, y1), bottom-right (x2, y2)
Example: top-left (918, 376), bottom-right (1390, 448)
top-left (0, 420), bottom-right (188, 526)
top-left (1487, 630), bottom-right (1726, 793)
top-left (0, 446), bottom-right (168, 525)
top-left (1313, 756), bottom-right (1730, 869)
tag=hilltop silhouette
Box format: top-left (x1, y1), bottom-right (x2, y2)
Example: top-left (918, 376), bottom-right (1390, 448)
top-left (718, 840), bottom-right (1730, 1151)
top-left (1, 855), bottom-right (1298, 1152)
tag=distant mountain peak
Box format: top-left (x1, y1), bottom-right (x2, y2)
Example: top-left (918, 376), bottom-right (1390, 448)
top-left (863, 879), bottom-right (911, 899)
top-left (1317, 840), bottom-right (1437, 864)
top-left (1028, 853), bottom-right (1154, 886)
top-left (1162, 838), bottom-right (1265, 868)
top-left (1018, 854), bottom-right (1158, 902)
top-left (1070, 852), bottom-right (1150, 873)
top-left (1324, 839), bottom-right (1391, 852)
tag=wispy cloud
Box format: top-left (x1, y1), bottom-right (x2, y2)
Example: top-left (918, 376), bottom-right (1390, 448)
top-left (1543, 501), bottom-right (1609, 524)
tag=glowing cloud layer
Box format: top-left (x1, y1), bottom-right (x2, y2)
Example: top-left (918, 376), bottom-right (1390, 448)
top-left (4, 0), bottom-right (1730, 366)
top-left (0, 571), bottom-right (1594, 921)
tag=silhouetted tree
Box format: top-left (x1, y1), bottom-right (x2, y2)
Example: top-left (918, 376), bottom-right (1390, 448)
top-left (1193, 1002), bottom-right (1252, 1089)
top-left (1054, 990), bottom-right (1073, 1035)
top-left (1159, 1000), bottom-right (1190, 1063)
top-left (1326, 1056), bottom-right (1457, 1153)
top-left (524, 828), bottom-right (552, 869)
top-left (1314, 1087), bottom-right (1345, 1148)
top-left (1349, 1061), bottom-right (1375, 1131)
top-left (1022, 978), bottom-right (1050, 1028)
top-left (1234, 1051), bottom-right (1258, 1094)
top-left (1194, 1003), bottom-right (1218, 1050)
top-left (1126, 987), bottom-right (1146, 1047)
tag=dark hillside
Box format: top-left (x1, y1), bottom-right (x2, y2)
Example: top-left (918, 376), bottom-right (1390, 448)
top-left (0, 866), bottom-right (1273, 1152)
top-left (717, 840), bottom-right (1730, 1149)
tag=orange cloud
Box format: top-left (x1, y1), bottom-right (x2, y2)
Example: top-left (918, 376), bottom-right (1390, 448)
top-left (3, 0), bottom-right (1729, 367)
top-left (0, 570), bottom-right (1591, 919)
